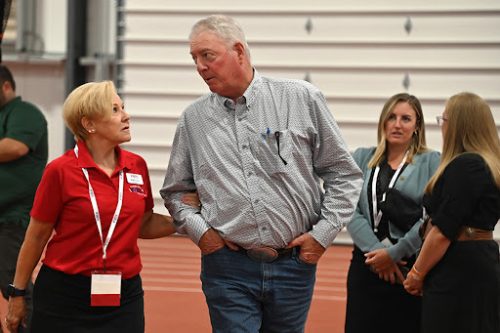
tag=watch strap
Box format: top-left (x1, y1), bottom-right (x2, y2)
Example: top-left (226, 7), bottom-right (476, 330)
top-left (7, 284), bottom-right (26, 297)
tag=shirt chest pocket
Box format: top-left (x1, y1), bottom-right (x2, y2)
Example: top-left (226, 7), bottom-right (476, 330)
top-left (121, 186), bottom-right (147, 218)
top-left (256, 129), bottom-right (293, 175)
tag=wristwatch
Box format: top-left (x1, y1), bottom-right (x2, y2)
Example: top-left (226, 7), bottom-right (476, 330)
top-left (6, 284), bottom-right (26, 297)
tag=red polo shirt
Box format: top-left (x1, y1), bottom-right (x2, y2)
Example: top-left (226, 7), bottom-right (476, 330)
top-left (31, 140), bottom-right (154, 279)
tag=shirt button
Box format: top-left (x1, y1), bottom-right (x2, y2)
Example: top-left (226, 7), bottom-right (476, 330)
top-left (242, 145), bottom-right (248, 149)
top-left (254, 198), bottom-right (259, 204)
top-left (261, 226), bottom-right (267, 231)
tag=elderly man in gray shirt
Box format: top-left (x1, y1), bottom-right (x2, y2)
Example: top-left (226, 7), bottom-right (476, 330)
top-left (161, 14), bottom-right (362, 333)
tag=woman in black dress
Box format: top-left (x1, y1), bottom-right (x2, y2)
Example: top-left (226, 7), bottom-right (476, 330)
top-left (404, 92), bottom-right (500, 333)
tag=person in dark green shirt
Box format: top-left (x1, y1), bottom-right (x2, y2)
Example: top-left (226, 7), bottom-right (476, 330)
top-left (0, 64), bottom-right (47, 333)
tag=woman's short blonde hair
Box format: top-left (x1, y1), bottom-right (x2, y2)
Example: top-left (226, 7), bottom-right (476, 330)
top-left (63, 81), bottom-right (116, 141)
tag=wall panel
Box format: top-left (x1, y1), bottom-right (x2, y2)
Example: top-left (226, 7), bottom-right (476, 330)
top-left (123, 42), bottom-right (500, 69)
top-left (124, 12), bottom-right (500, 43)
top-left (124, 0), bottom-right (500, 12)
top-left (121, 1), bottom-right (500, 242)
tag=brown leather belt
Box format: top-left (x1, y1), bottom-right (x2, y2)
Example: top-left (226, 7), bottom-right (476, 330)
top-left (456, 226), bottom-right (493, 241)
top-left (244, 246), bottom-right (294, 263)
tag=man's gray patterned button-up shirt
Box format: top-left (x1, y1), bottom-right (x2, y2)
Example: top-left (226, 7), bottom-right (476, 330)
top-left (161, 71), bottom-right (362, 249)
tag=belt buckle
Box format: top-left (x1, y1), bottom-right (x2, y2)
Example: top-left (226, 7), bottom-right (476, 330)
top-left (465, 227), bottom-right (475, 239)
top-left (246, 247), bottom-right (279, 263)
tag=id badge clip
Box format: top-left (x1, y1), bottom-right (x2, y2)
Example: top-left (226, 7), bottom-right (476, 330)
top-left (91, 270), bottom-right (122, 307)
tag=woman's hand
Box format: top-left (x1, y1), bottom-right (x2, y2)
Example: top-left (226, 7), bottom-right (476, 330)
top-left (377, 263), bottom-right (406, 284)
top-left (5, 218), bottom-right (53, 332)
top-left (5, 296), bottom-right (27, 333)
top-left (364, 248), bottom-right (393, 271)
top-left (181, 192), bottom-right (200, 208)
top-left (365, 248), bottom-right (405, 284)
top-left (403, 266), bottom-right (424, 296)
top-left (404, 226), bottom-right (451, 296)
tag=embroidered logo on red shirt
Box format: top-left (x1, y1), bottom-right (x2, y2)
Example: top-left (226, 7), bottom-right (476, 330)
top-left (129, 185), bottom-right (146, 196)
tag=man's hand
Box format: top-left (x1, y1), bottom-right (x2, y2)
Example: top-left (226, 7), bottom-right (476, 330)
top-left (287, 233), bottom-right (326, 265)
top-left (198, 229), bottom-right (225, 255)
top-left (198, 229), bottom-right (239, 255)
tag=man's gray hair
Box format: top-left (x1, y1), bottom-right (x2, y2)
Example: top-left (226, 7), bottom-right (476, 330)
top-left (190, 15), bottom-right (250, 58)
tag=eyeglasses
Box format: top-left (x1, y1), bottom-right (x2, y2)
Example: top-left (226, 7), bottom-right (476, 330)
top-left (436, 115), bottom-right (448, 127)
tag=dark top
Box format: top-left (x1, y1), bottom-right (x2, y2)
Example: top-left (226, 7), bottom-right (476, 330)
top-left (368, 159), bottom-right (407, 242)
top-left (423, 153), bottom-right (500, 240)
top-left (0, 96), bottom-right (48, 226)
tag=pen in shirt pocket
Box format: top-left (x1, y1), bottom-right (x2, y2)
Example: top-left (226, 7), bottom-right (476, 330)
top-left (275, 130), bottom-right (288, 165)
top-left (261, 127), bottom-right (272, 141)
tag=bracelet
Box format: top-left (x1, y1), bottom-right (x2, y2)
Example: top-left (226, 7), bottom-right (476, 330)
top-left (410, 266), bottom-right (425, 281)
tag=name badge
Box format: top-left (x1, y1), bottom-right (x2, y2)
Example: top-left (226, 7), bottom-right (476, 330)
top-left (126, 173), bottom-right (143, 185)
top-left (91, 271), bottom-right (121, 307)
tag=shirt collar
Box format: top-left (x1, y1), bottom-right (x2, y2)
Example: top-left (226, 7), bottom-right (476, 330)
top-left (75, 140), bottom-right (131, 173)
top-left (215, 69), bottom-right (262, 111)
top-left (0, 96), bottom-right (22, 113)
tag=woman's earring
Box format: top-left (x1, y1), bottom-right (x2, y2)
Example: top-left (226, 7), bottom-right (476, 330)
top-left (88, 128), bottom-right (96, 134)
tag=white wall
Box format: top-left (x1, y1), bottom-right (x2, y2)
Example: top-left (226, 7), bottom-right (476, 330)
top-left (38, 0), bottom-right (67, 54)
top-left (3, 0), bottom-right (68, 161)
top-left (3, 61), bottom-right (66, 163)
top-left (3, 0), bottom-right (114, 162)
top-left (120, 1), bottom-right (500, 243)
top-left (5, 1), bottom-right (499, 242)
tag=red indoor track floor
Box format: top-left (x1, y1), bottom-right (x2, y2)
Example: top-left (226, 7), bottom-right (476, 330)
top-left (0, 236), bottom-right (352, 333)
top-left (140, 236), bottom-right (351, 333)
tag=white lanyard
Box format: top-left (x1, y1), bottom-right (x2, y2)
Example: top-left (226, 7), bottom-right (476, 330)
top-left (74, 145), bottom-right (124, 263)
top-left (371, 151), bottom-right (408, 232)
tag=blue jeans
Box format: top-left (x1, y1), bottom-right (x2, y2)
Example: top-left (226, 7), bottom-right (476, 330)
top-left (201, 247), bottom-right (316, 333)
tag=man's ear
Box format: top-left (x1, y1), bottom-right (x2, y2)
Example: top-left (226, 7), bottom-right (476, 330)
top-left (1, 80), bottom-right (13, 94)
top-left (233, 42), bottom-right (246, 63)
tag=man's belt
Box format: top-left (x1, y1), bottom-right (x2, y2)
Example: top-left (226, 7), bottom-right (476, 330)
top-left (456, 226), bottom-right (493, 241)
top-left (244, 246), bottom-right (294, 263)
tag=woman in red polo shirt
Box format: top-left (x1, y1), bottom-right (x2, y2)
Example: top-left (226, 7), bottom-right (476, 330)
top-left (5, 81), bottom-right (180, 333)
